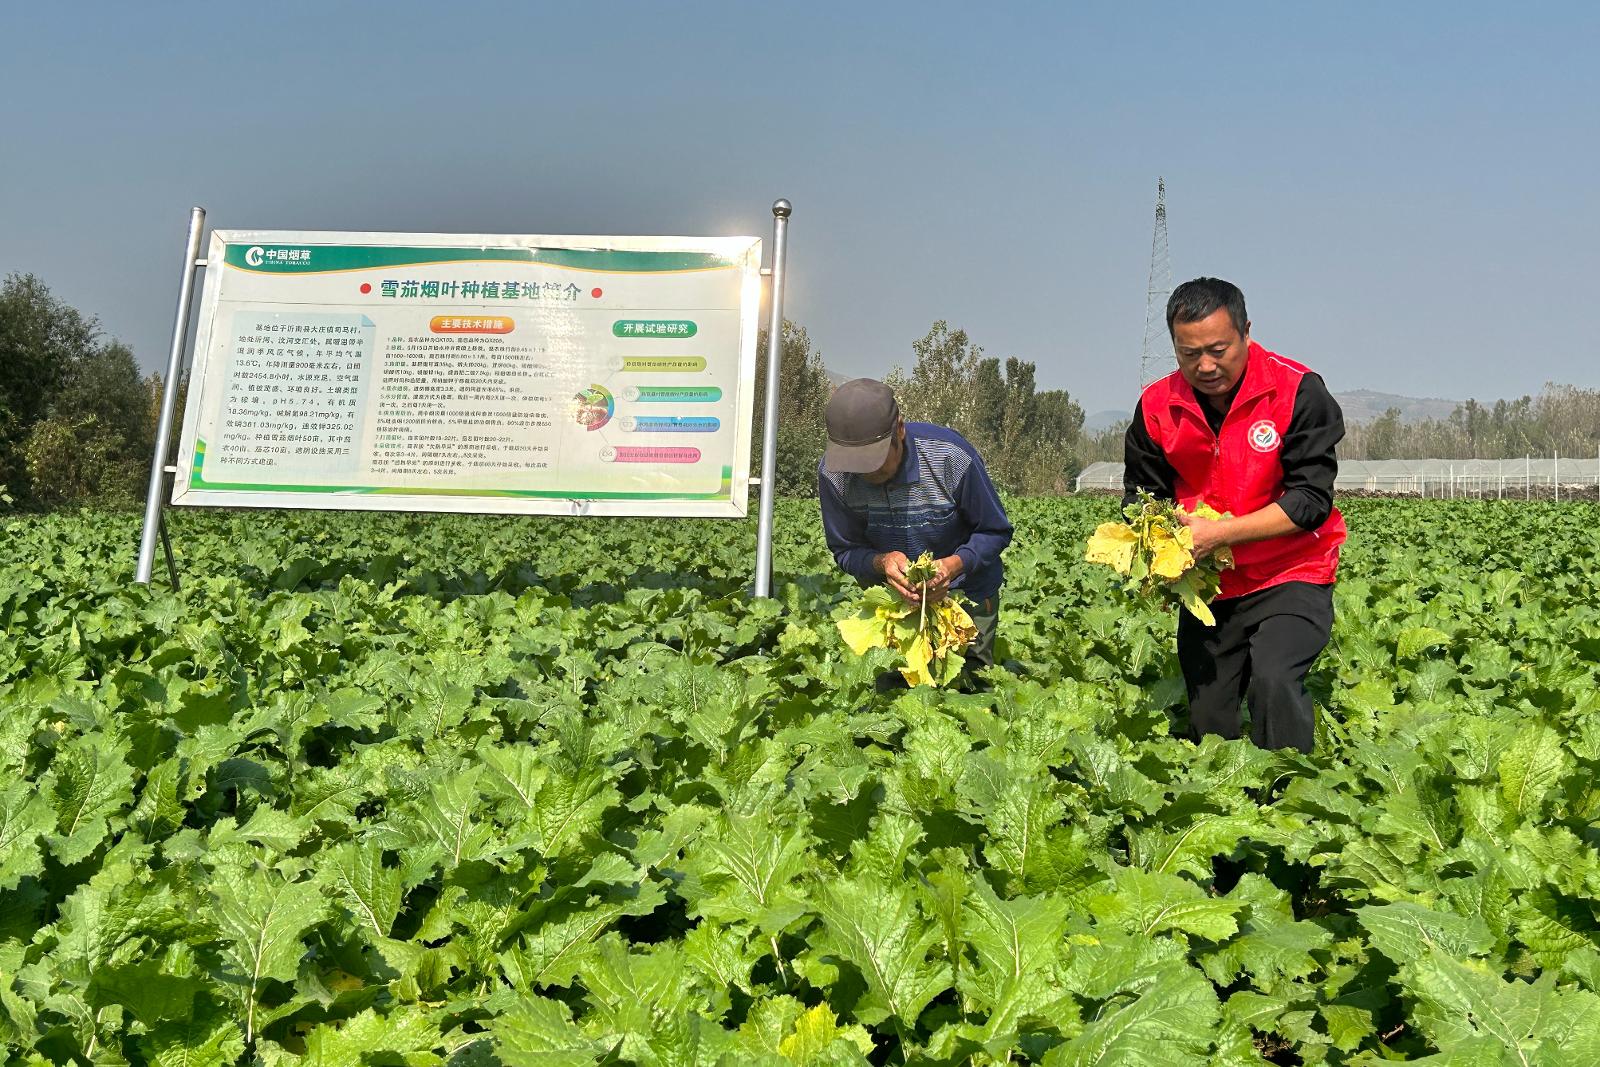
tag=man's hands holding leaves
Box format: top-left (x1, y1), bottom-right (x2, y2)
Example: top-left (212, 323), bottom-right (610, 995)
top-left (873, 551), bottom-right (918, 602)
top-left (1177, 512), bottom-right (1231, 560)
top-left (875, 551), bottom-right (964, 603)
top-left (923, 554), bottom-right (964, 602)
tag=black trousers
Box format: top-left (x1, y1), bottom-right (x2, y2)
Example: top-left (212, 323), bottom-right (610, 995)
top-left (1176, 581), bottom-right (1334, 754)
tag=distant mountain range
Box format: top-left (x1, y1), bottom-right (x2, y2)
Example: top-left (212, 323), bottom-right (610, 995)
top-left (1330, 390), bottom-right (1462, 424)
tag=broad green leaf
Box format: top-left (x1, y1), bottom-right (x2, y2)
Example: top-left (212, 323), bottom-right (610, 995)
top-left (1202, 876), bottom-right (1332, 990)
top-left (129, 756), bottom-right (189, 843)
top-left (323, 841), bottom-right (403, 939)
top-left (1042, 962), bottom-right (1219, 1066)
top-left (733, 994), bottom-right (807, 1056)
top-left (1511, 887), bottom-right (1599, 969)
top-left (140, 1012), bottom-right (246, 1067)
top-left (48, 878), bottom-right (191, 983)
top-left (479, 743), bottom-right (547, 812)
top-left (236, 805), bottom-right (313, 853)
top-left (1089, 868), bottom-right (1240, 941)
top-left (958, 876), bottom-right (1072, 1040)
top-left (573, 937), bottom-right (698, 1059)
top-left (289, 763), bottom-right (371, 829)
top-left (0, 782), bottom-right (51, 889)
top-left (501, 881), bottom-right (667, 990)
top-left (86, 959), bottom-right (203, 1025)
top-left (525, 761), bottom-right (621, 861)
top-left (398, 675), bottom-right (475, 740)
top-left (1497, 723), bottom-right (1568, 817)
top-left (966, 758), bottom-right (1102, 895)
top-left (1401, 947), bottom-right (1600, 1061)
top-left (1129, 812), bottom-right (1254, 880)
top-left (1321, 1001), bottom-right (1379, 1054)
top-left (681, 920), bottom-right (763, 1003)
top-left (46, 734), bottom-right (135, 865)
top-left (210, 867), bottom-right (324, 1042)
top-left (411, 762), bottom-right (493, 868)
top-left (318, 688), bottom-right (385, 732)
top-left (813, 873), bottom-right (951, 1028)
top-left (296, 1006), bottom-right (442, 1066)
top-left (491, 995), bottom-right (607, 1067)
top-left (677, 811), bottom-right (812, 933)
top-left (1397, 626), bottom-right (1452, 661)
top-left (1356, 902), bottom-right (1494, 966)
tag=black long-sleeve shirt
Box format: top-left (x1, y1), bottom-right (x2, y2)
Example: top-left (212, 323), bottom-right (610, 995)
top-left (1122, 372), bottom-right (1344, 530)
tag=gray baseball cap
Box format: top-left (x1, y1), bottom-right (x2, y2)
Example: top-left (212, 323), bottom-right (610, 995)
top-left (824, 378), bottom-right (900, 474)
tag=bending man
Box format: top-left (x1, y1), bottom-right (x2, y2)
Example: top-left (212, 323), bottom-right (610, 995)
top-left (819, 378), bottom-right (1013, 681)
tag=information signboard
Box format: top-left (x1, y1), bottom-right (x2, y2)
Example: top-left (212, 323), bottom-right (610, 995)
top-left (172, 230), bottom-right (762, 516)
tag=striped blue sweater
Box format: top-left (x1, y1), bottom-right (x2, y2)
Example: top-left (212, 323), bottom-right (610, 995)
top-left (818, 422), bottom-right (1013, 602)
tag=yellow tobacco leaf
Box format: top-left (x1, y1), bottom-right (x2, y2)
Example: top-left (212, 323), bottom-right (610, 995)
top-left (1148, 526), bottom-right (1193, 580)
top-left (836, 614), bottom-right (887, 655)
top-left (1182, 590), bottom-right (1216, 626)
top-left (900, 632), bottom-right (944, 686)
top-left (904, 633), bottom-right (933, 678)
top-left (1086, 522), bottom-right (1139, 575)
top-left (1173, 572), bottom-right (1218, 625)
top-left (934, 601), bottom-right (977, 647)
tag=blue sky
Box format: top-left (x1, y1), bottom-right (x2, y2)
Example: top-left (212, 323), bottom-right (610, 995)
top-left (3, 1), bottom-right (1596, 414)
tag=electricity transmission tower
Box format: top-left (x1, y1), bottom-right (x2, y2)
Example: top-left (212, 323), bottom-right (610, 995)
top-left (1139, 177), bottom-right (1171, 389)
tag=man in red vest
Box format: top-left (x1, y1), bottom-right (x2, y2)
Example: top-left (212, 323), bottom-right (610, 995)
top-left (1124, 277), bottom-right (1346, 753)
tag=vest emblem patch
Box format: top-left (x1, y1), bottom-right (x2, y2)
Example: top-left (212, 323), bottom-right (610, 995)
top-left (1248, 419), bottom-right (1280, 453)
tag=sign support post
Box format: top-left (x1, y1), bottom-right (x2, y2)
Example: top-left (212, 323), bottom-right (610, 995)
top-left (753, 199), bottom-right (792, 598)
top-left (137, 206), bottom-right (207, 586)
top-left (159, 514), bottom-right (180, 590)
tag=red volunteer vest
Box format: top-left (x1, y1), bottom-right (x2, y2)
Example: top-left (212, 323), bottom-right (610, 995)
top-left (1140, 342), bottom-right (1345, 599)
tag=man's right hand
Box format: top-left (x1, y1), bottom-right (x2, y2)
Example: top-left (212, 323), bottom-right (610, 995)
top-left (873, 551), bottom-right (920, 603)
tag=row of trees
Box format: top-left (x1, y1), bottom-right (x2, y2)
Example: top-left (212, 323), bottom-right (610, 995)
top-left (6, 272), bottom-right (1086, 511)
top-left (7, 270), bottom-right (1592, 508)
top-left (751, 320), bottom-right (1087, 496)
top-left (1077, 387), bottom-right (1600, 466)
top-left (1342, 388), bottom-right (1600, 460)
top-left (749, 320), bottom-right (833, 496)
top-left (0, 274), bottom-right (166, 509)
top-left (886, 322), bottom-right (1084, 494)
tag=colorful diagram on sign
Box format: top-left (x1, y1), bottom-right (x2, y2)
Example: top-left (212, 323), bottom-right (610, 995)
top-left (574, 384), bottom-right (614, 431)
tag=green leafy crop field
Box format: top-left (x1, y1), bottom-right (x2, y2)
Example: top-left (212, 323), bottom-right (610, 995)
top-left (2, 499), bottom-right (1598, 1065)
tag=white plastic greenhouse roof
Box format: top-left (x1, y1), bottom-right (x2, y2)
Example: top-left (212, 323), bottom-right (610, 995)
top-left (1076, 458), bottom-right (1600, 494)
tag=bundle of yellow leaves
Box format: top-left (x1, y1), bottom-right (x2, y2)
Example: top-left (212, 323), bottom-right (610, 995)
top-left (1085, 492), bottom-right (1234, 624)
top-left (835, 552), bottom-right (978, 687)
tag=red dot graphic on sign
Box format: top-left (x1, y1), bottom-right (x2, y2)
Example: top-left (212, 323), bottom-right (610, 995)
top-left (359, 283), bottom-right (372, 294)
top-left (591, 288), bottom-right (603, 298)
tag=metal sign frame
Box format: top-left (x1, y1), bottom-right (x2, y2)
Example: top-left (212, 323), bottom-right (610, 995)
top-left (136, 201), bottom-right (793, 594)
